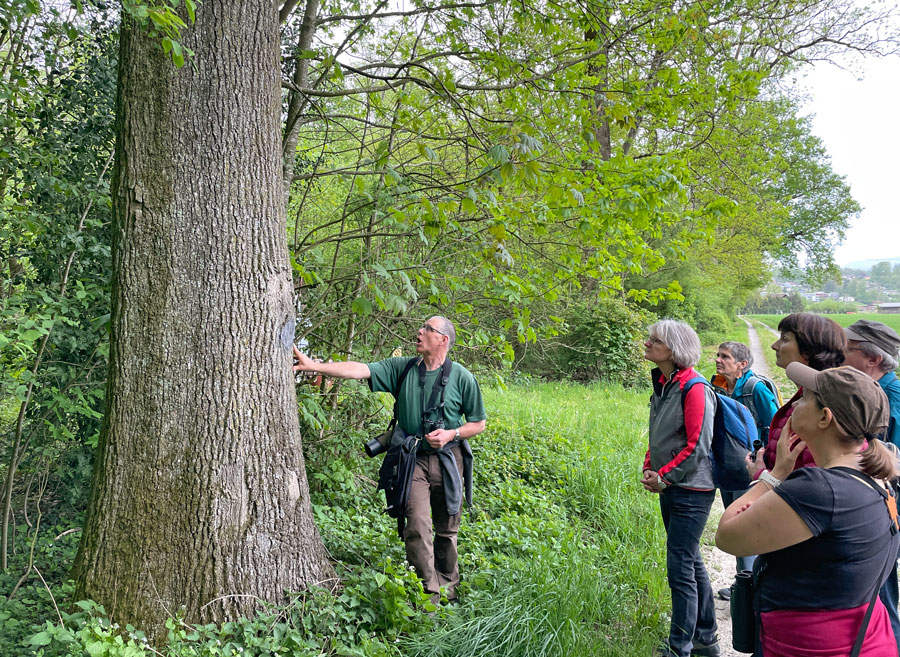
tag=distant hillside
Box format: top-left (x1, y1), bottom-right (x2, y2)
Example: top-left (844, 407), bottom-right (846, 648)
top-left (843, 257), bottom-right (900, 271)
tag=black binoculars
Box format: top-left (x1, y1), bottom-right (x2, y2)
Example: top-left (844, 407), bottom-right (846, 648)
top-left (749, 438), bottom-right (763, 461)
top-left (423, 418), bottom-right (444, 434)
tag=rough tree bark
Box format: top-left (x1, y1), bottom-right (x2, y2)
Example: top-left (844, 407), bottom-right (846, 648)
top-left (73, 1), bottom-right (333, 639)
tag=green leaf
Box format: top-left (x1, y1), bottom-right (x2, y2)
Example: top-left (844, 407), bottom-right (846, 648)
top-left (29, 631), bottom-right (52, 646)
top-left (351, 298), bottom-right (373, 316)
top-left (86, 641), bottom-right (106, 657)
top-left (487, 144), bottom-right (510, 164)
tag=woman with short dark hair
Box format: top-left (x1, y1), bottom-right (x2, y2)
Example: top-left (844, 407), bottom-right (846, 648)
top-left (748, 312), bottom-right (846, 479)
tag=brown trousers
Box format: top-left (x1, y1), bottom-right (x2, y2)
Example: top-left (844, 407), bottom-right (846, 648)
top-left (404, 445), bottom-right (464, 603)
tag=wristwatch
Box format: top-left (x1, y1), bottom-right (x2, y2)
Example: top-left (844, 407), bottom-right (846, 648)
top-left (454, 428), bottom-right (461, 441)
top-left (759, 470), bottom-right (782, 489)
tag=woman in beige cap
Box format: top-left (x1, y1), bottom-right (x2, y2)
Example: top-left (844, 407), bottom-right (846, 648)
top-left (716, 364), bottom-right (900, 657)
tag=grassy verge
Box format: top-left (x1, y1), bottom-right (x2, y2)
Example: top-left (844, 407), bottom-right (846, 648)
top-left (397, 383), bottom-right (671, 656)
top-left (6, 383), bottom-right (671, 657)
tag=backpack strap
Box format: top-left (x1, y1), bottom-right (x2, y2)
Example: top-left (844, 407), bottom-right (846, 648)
top-left (833, 467), bottom-right (899, 534)
top-left (739, 375), bottom-right (762, 428)
top-left (740, 375), bottom-right (760, 400)
top-left (679, 376), bottom-right (719, 428)
top-left (395, 357), bottom-right (420, 398)
top-left (679, 376), bottom-right (708, 405)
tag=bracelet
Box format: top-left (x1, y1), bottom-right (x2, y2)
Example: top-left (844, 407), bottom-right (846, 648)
top-left (759, 470), bottom-right (782, 489)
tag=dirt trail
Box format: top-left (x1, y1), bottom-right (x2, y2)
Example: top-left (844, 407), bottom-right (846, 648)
top-left (696, 317), bottom-right (777, 656)
top-left (740, 316), bottom-right (774, 379)
top-left (699, 496), bottom-right (745, 655)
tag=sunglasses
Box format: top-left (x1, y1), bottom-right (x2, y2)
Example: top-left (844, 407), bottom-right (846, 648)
top-left (422, 323), bottom-right (447, 336)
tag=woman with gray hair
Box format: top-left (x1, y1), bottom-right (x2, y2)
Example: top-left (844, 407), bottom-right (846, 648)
top-left (641, 319), bottom-right (720, 657)
top-left (843, 319), bottom-right (900, 447)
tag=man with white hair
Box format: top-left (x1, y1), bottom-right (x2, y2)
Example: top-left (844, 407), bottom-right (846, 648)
top-left (843, 319), bottom-right (900, 446)
top-left (293, 316), bottom-right (486, 605)
top-left (843, 318), bottom-right (900, 651)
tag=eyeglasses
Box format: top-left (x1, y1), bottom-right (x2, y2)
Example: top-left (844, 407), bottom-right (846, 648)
top-left (422, 324), bottom-right (447, 336)
top-left (646, 336), bottom-right (665, 345)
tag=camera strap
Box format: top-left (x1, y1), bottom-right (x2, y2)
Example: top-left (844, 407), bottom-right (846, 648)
top-left (418, 358), bottom-right (452, 436)
top-left (832, 467), bottom-right (900, 657)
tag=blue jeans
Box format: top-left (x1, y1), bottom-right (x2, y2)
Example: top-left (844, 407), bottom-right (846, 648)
top-left (878, 542), bottom-right (900, 655)
top-left (660, 486), bottom-right (718, 657)
top-left (720, 489), bottom-right (756, 573)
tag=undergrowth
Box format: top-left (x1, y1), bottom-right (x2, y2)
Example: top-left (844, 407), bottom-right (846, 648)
top-left (2, 383), bottom-right (670, 656)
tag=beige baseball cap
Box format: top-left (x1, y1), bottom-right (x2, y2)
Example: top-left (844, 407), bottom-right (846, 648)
top-left (785, 363), bottom-right (889, 440)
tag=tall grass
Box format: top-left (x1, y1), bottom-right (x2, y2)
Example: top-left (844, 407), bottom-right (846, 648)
top-left (401, 383), bottom-right (669, 657)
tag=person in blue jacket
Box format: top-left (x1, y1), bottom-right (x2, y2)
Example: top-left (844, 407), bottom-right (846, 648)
top-left (710, 341), bottom-right (778, 600)
top-left (843, 318), bottom-right (900, 653)
top-left (844, 320), bottom-right (900, 448)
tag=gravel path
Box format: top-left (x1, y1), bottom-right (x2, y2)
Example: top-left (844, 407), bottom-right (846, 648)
top-left (696, 317), bottom-right (776, 656)
top-left (740, 316), bottom-right (775, 378)
top-left (700, 495), bottom-right (747, 656)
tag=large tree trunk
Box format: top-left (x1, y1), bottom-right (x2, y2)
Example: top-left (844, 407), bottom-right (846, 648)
top-left (73, 2), bottom-right (333, 640)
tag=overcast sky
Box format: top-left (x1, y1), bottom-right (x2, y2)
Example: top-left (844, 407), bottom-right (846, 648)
top-left (801, 55), bottom-right (900, 267)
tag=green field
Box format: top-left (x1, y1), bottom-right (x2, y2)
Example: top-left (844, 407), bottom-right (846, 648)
top-left (747, 312), bottom-right (900, 333)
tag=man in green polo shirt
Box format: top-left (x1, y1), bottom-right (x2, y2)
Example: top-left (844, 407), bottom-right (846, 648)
top-left (293, 316), bottom-right (486, 603)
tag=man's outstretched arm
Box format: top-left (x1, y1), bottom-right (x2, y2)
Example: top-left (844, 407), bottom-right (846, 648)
top-left (293, 346), bottom-right (371, 380)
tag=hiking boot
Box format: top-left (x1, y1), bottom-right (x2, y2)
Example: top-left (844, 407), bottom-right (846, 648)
top-left (691, 639), bottom-right (721, 657)
top-left (717, 586), bottom-right (731, 601)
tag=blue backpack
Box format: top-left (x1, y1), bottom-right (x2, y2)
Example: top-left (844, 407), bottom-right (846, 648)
top-left (682, 377), bottom-right (756, 491)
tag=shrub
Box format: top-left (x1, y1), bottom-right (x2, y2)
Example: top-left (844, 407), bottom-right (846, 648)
top-left (522, 299), bottom-right (652, 386)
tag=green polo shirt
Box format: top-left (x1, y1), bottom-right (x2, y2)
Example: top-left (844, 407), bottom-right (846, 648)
top-left (367, 357), bottom-right (486, 437)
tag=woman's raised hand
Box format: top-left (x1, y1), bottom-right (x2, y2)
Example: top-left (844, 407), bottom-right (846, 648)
top-left (772, 417), bottom-right (806, 480)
